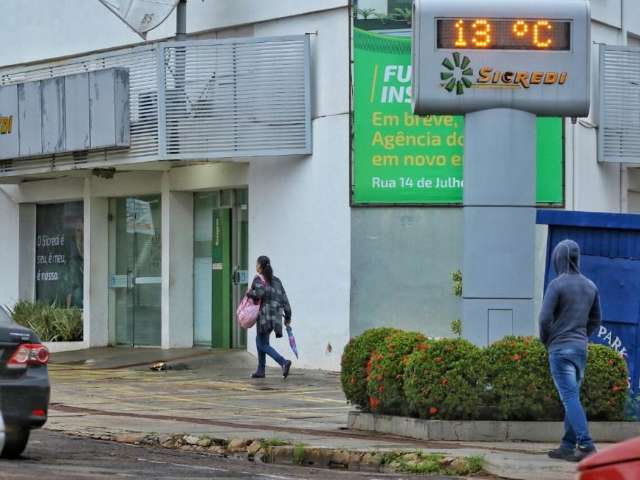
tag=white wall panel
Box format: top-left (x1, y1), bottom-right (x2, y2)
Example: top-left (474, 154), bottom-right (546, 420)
top-left (0, 189), bottom-right (19, 307)
top-left (248, 114), bottom-right (350, 371)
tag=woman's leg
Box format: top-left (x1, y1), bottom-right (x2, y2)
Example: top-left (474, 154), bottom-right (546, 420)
top-left (255, 332), bottom-right (267, 375)
top-left (258, 332), bottom-right (286, 367)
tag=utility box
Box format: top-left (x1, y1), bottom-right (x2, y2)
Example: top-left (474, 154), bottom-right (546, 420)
top-left (538, 210), bottom-right (640, 394)
top-left (0, 68), bottom-right (130, 160)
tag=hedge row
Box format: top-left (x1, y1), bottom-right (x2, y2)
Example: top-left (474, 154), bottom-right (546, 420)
top-left (340, 329), bottom-right (629, 421)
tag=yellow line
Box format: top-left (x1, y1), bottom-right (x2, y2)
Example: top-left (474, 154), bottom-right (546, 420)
top-left (370, 64), bottom-right (379, 103)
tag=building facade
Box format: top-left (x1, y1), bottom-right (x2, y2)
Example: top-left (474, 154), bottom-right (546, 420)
top-left (0, 0), bottom-right (639, 371)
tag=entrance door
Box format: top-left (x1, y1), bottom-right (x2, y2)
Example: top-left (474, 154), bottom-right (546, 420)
top-left (194, 189), bottom-right (248, 348)
top-left (110, 196), bottom-right (162, 346)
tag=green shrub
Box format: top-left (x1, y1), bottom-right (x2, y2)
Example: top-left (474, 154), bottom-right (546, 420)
top-left (341, 327), bottom-right (400, 410)
top-left (11, 300), bottom-right (83, 342)
top-left (404, 338), bottom-right (484, 420)
top-left (484, 336), bottom-right (562, 421)
top-left (367, 331), bottom-right (427, 415)
top-left (582, 344), bottom-right (628, 421)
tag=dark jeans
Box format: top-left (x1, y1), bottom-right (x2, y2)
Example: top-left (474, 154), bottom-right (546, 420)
top-left (548, 348), bottom-right (595, 450)
top-left (256, 331), bottom-right (286, 375)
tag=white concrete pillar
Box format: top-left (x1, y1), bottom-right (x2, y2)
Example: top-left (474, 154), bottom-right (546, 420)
top-left (83, 178), bottom-right (109, 347)
top-left (18, 203), bottom-right (36, 302)
top-left (161, 173), bottom-right (194, 349)
top-left (0, 188), bottom-right (20, 307)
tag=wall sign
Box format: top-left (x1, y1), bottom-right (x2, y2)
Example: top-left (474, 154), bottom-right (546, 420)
top-left (0, 68), bottom-right (130, 161)
top-left (352, 29), bottom-right (564, 205)
top-left (35, 202), bottom-right (84, 308)
top-left (412, 0), bottom-right (591, 116)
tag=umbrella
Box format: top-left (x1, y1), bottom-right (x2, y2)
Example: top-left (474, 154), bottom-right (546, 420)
top-left (286, 325), bottom-right (299, 359)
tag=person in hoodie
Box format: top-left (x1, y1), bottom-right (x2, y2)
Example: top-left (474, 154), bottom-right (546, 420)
top-left (539, 239), bottom-right (601, 462)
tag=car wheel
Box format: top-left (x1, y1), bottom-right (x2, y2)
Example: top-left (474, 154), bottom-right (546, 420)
top-left (1, 427), bottom-right (30, 459)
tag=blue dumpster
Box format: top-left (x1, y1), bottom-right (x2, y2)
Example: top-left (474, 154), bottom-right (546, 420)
top-left (538, 210), bottom-right (640, 395)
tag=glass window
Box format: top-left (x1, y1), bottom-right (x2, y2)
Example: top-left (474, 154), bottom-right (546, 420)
top-left (354, 0), bottom-right (412, 30)
top-left (35, 202), bottom-right (84, 308)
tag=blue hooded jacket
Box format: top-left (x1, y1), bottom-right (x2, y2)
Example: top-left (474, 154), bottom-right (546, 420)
top-left (539, 239), bottom-right (602, 351)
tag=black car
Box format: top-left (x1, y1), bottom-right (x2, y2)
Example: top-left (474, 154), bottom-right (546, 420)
top-left (0, 307), bottom-right (50, 458)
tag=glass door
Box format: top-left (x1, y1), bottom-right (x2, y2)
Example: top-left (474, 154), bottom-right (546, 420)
top-left (193, 189), bottom-right (248, 348)
top-left (111, 196), bottom-right (162, 346)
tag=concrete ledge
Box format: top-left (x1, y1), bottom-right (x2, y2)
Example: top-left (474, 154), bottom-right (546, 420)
top-left (44, 341), bottom-right (86, 353)
top-left (348, 412), bottom-right (640, 443)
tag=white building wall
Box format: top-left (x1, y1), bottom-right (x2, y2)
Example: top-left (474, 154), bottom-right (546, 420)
top-left (563, 1), bottom-right (640, 214)
top-left (247, 9), bottom-right (351, 371)
top-left (0, 0), bottom-right (347, 67)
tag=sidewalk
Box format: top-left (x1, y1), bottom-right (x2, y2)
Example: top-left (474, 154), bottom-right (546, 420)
top-left (47, 348), bottom-right (588, 479)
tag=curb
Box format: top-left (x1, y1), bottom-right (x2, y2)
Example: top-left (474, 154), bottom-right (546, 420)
top-left (348, 412), bottom-right (640, 443)
top-left (59, 431), bottom-right (487, 476)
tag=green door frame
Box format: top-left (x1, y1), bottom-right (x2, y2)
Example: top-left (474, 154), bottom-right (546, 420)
top-left (211, 208), bottom-right (232, 348)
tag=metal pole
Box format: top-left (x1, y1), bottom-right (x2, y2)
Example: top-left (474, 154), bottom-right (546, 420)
top-left (461, 108), bottom-right (537, 346)
top-left (176, 0), bottom-right (187, 40)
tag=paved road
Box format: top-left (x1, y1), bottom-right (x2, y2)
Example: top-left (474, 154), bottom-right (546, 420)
top-left (0, 430), bottom-right (447, 480)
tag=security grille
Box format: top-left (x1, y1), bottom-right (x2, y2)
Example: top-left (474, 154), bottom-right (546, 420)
top-left (0, 35), bottom-right (311, 177)
top-left (599, 45), bottom-right (640, 163)
top-left (162, 37), bottom-right (311, 159)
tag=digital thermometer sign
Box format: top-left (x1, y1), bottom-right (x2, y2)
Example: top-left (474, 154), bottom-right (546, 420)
top-left (412, 0), bottom-right (591, 116)
top-left (437, 19), bottom-right (571, 51)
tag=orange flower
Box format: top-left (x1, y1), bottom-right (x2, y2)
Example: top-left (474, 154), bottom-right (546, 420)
top-left (612, 385), bottom-right (623, 393)
top-left (512, 354), bottom-right (521, 362)
top-left (441, 378), bottom-right (449, 386)
top-left (369, 397), bottom-right (380, 411)
top-left (429, 406), bottom-right (439, 415)
top-left (417, 343), bottom-right (430, 351)
top-left (366, 359), bottom-right (373, 375)
top-left (378, 385), bottom-right (385, 393)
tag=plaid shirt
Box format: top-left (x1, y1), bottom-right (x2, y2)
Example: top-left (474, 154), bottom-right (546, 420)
top-left (247, 275), bottom-right (292, 337)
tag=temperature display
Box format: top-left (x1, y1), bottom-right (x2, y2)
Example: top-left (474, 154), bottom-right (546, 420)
top-left (437, 18), bottom-right (571, 51)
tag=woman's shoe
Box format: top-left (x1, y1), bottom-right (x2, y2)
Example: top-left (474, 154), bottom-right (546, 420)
top-left (282, 360), bottom-right (292, 379)
top-left (251, 372), bottom-right (265, 379)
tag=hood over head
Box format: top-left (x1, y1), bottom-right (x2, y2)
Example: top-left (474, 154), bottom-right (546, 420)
top-left (553, 239), bottom-right (581, 275)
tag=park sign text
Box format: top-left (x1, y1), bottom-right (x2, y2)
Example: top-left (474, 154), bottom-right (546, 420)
top-left (352, 29), bottom-right (563, 205)
top-left (412, 0), bottom-right (591, 116)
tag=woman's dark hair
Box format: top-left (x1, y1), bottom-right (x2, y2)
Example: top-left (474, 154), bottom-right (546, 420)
top-left (257, 255), bottom-right (273, 283)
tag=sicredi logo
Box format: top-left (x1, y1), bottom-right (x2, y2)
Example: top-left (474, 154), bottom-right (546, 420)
top-left (0, 115), bottom-right (13, 135)
top-left (441, 53), bottom-right (568, 95)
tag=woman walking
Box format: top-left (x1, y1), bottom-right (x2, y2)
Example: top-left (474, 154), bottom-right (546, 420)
top-left (246, 256), bottom-right (292, 379)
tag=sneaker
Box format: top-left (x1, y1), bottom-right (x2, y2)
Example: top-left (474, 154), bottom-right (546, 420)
top-left (282, 360), bottom-right (292, 379)
top-left (570, 446), bottom-right (597, 462)
top-left (251, 372), bottom-right (265, 379)
top-left (548, 446), bottom-right (576, 461)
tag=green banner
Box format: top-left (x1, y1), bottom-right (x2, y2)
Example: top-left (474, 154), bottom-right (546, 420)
top-left (352, 29), bottom-right (564, 205)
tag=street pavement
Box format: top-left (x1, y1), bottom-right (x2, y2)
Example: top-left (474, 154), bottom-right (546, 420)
top-left (43, 347), bottom-right (586, 480)
top-left (2, 429), bottom-right (451, 480)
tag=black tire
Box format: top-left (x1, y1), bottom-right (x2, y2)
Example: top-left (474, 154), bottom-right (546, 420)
top-left (1, 427), bottom-right (30, 459)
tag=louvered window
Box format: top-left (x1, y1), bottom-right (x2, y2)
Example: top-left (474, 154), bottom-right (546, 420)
top-left (599, 45), bottom-right (640, 163)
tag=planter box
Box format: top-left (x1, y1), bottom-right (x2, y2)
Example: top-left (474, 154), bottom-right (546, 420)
top-left (348, 412), bottom-right (640, 443)
top-left (43, 341), bottom-right (86, 353)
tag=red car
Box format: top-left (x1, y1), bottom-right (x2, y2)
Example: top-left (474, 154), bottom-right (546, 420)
top-left (577, 437), bottom-right (640, 479)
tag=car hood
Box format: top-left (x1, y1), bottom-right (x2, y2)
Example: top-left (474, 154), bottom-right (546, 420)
top-left (578, 437), bottom-right (640, 471)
